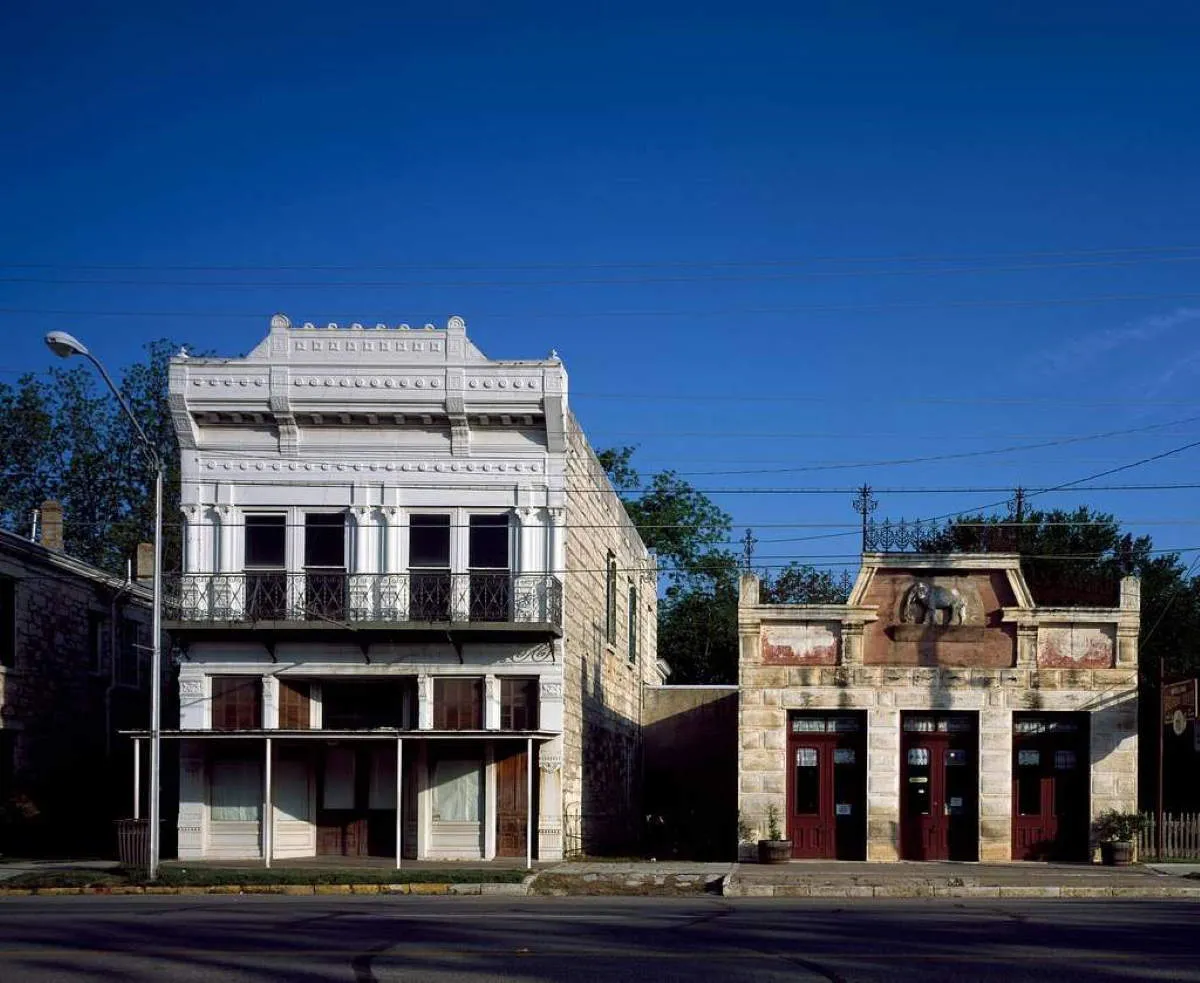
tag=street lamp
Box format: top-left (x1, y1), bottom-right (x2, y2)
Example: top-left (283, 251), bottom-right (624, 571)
top-left (45, 330), bottom-right (164, 881)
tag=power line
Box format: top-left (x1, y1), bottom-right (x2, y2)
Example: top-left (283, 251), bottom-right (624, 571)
top-left (7, 253), bottom-right (1200, 288)
top-left (3, 242), bottom-right (1199, 272)
top-left (5, 290), bottom-right (1200, 320)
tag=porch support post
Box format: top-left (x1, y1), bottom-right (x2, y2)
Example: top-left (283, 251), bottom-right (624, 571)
top-left (395, 737), bottom-right (403, 869)
top-left (263, 737), bottom-right (273, 868)
top-left (526, 737), bottom-right (533, 869)
top-left (133, 737), bottom-right (141, 819)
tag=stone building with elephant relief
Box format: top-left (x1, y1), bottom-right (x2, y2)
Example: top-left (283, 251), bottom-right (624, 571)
top-left (737, 552), bottom-right (1140, 863)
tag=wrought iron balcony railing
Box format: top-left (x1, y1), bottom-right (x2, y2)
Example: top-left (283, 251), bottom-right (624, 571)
top-left (163, 571), bottom-right (563, 629)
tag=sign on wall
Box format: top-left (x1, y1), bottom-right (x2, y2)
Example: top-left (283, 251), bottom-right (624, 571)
top-left (1162, 679), bottom-right (1198, 737)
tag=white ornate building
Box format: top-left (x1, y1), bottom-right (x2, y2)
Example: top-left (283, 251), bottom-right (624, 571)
top-left (158, 315), bottom-right (658, 865)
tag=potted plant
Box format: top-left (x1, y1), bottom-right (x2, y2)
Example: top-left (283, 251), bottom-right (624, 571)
top-left (1093, 809), bottom-right (1146, 866)
top-left (757, 804), bottom-right (791, 864)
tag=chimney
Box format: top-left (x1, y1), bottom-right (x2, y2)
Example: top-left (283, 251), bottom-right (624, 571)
top-left (40, 500), bottom-right (64, 551)
top-left (136, 542), bottom-right (155, 585)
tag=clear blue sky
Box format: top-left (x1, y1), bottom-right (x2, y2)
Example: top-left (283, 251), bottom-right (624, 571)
top-left (2, 1), bottom-right (1199, 570)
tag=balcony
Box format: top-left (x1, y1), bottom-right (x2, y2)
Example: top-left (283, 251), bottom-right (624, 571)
top-left (163, 571), bottom-right (563, 639)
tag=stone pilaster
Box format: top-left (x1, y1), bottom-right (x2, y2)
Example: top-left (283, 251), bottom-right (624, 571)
top-left (866, 707), bottom-right (900, 861)
top-left (978, 708), bottom-right (1012, 861)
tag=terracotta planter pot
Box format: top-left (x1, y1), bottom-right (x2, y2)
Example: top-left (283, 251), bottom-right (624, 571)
top-left (758, 839), bottom-right (792, 864)
top-left (1100, 841), bottom-right (1134, 866)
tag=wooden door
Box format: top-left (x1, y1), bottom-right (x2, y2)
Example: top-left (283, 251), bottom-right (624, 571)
top-left (901, 715), bottom-right (979, 861)
top-left (1012, 715), bottom-right (1088, 861)
top-left (902, 736), bottom-right (945, 860)
top-left (788, 737), bottom-right (835, 858)
top-left (496, 749), bottom-right (528, 858)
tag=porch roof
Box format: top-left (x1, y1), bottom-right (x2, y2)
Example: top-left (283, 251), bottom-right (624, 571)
top-left (120, 728), bottom-right (558, 740)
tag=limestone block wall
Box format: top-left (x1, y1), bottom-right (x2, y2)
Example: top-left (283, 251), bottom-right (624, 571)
top-left (561, 413), bottom-right (658, 856)
top-left (737, 564), bottom-right (1140, 861)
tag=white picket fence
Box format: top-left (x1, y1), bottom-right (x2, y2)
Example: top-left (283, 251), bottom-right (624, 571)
top-left (1137, 812), bottom-right (1200, 860)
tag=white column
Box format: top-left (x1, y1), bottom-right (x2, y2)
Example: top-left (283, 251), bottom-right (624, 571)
top-left (537, 738), bottom-right (564, 861)
top-left (417, 675), bottom-right (433, 730)
top-left (133, 738), bottom-right (141, 819)
top-left (181, 505), bottom-right (203, 574)
top-left (381, 507), bottom-right (402, 574)
top-left (526, 737), bottom-right (534, 868)
top-left (263, 738), bottom-right (273, 868)
top-left (516, 507), bottom-right (539, 574)
top-left (216, 505), bottom-right (238, 573)
top-left (263, 675), bottom-right (279, 729)
top-left (353, 506), bottom-right (372, 574)
top-left (395, 737), bottom-right (404, 869)
top-left (484, 743), bottom-right (497, 860)
top-left (484, 675), bottom-right (500, 730)
top-left (547, 508), bottom-right (566, 578)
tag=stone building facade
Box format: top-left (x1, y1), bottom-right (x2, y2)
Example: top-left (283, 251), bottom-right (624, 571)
top-left (738, 553), bottom-right (1139, 862)
top-left (159, 315), bottom-right (657, 866)
top-left (0, 516), bottom-right (152, 854)
top-left (562, 414), bottom-right (661, 855)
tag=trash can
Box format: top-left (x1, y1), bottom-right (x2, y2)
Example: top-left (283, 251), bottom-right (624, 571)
top-left (114, 818), bottom-right (150, 869)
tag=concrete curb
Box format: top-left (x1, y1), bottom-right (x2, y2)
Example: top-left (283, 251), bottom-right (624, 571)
top-left (720, 880), bottom-right (1200, 899)
top-left (0, 880), bottom-right (532, 899)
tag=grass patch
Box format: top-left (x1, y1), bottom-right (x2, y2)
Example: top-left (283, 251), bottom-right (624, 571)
top-left (4, 870), bottom-right (128, 889)
top-left (155, 867), bottom-right (528, 887)
top-left (4, 866), bottom-right (528, 890)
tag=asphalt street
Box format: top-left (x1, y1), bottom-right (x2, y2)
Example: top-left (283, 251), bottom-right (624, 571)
top-left (0, 895), bottom-right (1197, 982)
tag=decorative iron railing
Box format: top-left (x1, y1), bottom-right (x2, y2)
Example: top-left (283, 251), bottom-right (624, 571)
top-left (163, 571), bottom-right (563, 629)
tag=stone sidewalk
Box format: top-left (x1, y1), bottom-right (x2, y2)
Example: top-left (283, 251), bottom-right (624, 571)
top-left (536, 860), bottom-right (1200, 898)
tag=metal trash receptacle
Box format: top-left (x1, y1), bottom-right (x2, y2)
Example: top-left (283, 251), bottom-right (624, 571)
top-left (114, 818), bottom-right (150, 868)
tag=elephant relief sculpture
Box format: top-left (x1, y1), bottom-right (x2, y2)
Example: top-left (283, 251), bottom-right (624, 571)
top-left (901, 581), bottom-right (966, 626)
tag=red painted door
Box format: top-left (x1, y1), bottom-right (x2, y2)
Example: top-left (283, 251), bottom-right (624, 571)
top-left (903, 736), bottom-right (946, 860)
top-left (1012, 714), bottom-right (1089, 861)
top-left (788, 735), bottom-right (836, 858)
top-left (901, 714), bottom-right (978, 861)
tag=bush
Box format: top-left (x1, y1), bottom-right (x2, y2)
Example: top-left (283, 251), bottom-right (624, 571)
top-left (1092, 810), bottom-right (1147, 843)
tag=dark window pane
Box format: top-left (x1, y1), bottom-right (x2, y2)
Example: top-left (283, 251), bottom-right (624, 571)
top-left (245, 515), bottom-right (286, 568)
top-left (794, 747), bottom-right (820, 814)
top-left (211, 676), bottom-right (261, 730)
top-left (305, 513), bottom-right (346, 568)
top-left (410, 515), bottom-right (450, 568)
top-left (278, 681), bottom-right (311, 729)
top-left (906, 747), bottom-right (931, 816)
top-left (1018, 768), bottom-right (1042, 816)
top-left (433, 677), bottom-right (483, 730)
top-left (500, 678), bottom-right (538, 730)
top-left (321, 680), bottom-right (408, 729)
top-left (468, 514), bottom-right (509, 569)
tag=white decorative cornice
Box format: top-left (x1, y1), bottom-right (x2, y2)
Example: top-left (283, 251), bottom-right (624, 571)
top-left (199, 458), bottom-right (545, 475)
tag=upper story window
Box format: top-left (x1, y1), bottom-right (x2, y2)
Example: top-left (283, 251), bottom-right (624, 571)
top-left (88, 611), bottom-right (109, 675)
top-left (410, 514), bottom-right (451, 620)
top-left (211, 676), bottom-right (261, 730)
top-left (604, 552), bottom-right (617, 646)
top-left (434, 677), bottom-right (483, 730)
top-left (244, 515), bottom-right (287, 620)
top-left (117, 619), bottom-right (143, 688)
top-left (0, 577), bottom-right (15, 668)
top-left (304, 513), bottom-right (347, 621)
top-left (627, 582), bottom-right (638, 665)
top-left (469, 514), bottom-right (511, 621)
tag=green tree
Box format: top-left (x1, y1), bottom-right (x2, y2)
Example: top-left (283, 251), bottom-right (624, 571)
top-left (598, 447), bottom-right (854, 683)
top-left (0, 340), bottom-right (194, 575)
